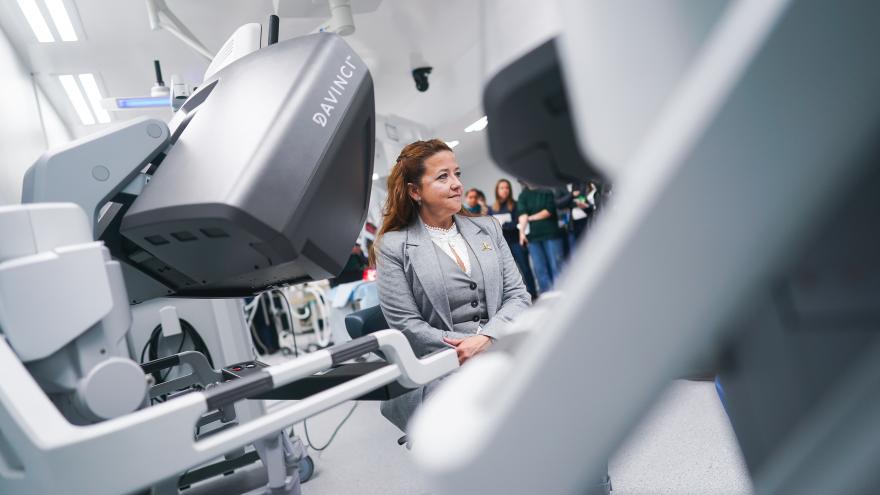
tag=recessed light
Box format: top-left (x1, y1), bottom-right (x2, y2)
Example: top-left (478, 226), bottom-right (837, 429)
top-left (78, 74), bottom-right (111, 123)
top-left (44, 0), bottom-right (77, 41)
top-left (445, 140), bottom-right (460, 149)
top-left (464, 116), bottom-right (488, 133)
top-left (17, 0), bottom-right (55, 43)
top-left (59, 74), bottom-right (95, 125)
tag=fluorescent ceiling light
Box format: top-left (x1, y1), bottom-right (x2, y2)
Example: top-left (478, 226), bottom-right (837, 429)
top-left (464, 116), bottom-right (488, 133)
top-left (44, 0), bottom-right (77, 41)
top-left (445, 140), bottom-right (460, 149)
top-left (78, 74), bottom-right (111, 123)
top-left (59, 74), bottom-right (95, 125)
top-left (17, 0), bottom-right (55, 42)
top-left (115, 96), bottom-right (170, 109)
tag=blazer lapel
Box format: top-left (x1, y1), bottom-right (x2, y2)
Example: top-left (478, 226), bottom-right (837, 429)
top-left (456, 215), bottom-right (501, 317)
top-left (405, 221), bottom-right (454, 331)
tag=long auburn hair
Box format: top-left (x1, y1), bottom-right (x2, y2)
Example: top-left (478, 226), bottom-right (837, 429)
top-left (369, 139), bottom-right (472, 266)
top-left (492, 178), bottom-right (515, 212)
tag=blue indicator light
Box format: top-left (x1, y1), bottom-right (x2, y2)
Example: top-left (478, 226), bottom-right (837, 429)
top-left (116, 96), bottom-right (170, 108)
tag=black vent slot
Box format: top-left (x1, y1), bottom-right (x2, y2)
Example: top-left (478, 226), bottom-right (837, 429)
top-left (171, 231), bottom-right (198, 242)
top-left (145, 235), bottom-right (169, 246)
top-left (200, 227), bottom-right (230, 239)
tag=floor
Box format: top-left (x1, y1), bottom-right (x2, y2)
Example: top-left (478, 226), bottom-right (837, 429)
top-left (609, 380), bottom-right (753, 494)
top-left (290, 379), bottom-right (753, 495)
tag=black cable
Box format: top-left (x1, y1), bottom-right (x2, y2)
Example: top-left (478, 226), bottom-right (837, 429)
top-left (141, 325), bottom-right (167, 384)
top-left (184, 321), bottom-right (215, 368)
top-left (302, 402), bottom-right (359, 452)
top-left (139, 333), bottom-right (152, 365)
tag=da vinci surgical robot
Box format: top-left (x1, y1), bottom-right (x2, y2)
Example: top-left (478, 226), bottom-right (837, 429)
top-left (411, 1), bottom-right (880, 494)
top-left (0, 33), bottom-right (457, 494)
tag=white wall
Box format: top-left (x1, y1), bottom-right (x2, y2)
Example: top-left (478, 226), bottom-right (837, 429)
top-left (0, 26), bottom-right (70, 205)
top-left (36, 84), bottom-right (71, 149)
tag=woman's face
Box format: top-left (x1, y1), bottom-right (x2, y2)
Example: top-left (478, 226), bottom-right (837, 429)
top-left (410, 150), bottom-right (463, 217)
top-left (497, 181), bottom-right (511, 202)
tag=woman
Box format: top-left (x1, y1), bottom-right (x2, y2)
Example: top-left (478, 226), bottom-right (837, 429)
top-left (370, 139), bottom-right (531, 432)
top-left (487, 179), bottom-right (537, 298)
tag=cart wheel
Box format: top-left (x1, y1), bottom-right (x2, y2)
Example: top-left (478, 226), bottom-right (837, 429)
top-left (299, 455), bottom-right (315, 483)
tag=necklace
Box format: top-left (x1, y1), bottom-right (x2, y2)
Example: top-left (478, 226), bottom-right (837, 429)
top-left (423, 222), bottom-right (456, 234)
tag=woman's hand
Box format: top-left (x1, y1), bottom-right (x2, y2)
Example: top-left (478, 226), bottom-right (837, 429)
top-left (442, 335), bottom-right (492, 365)
top-left (519, 231), bottom-right (528, 247)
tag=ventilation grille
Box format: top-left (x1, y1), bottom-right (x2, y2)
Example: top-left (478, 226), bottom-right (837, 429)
top-left (144, 228), bottom-right (229, 246)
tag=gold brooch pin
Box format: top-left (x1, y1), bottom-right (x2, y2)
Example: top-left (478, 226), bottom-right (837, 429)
top-left (481, 242), bottom-right (492, 252)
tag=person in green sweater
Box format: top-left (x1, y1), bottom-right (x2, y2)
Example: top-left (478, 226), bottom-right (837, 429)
top-left (517, 184), bottom-right (564, 293)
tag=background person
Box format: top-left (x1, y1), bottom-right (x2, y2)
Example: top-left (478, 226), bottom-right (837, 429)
top-left (370, 139), bottom-right (531, 432)
top-left (570, 181), bottom-right (598, 243)
top-left (488, 178), bottom-right (537, 299)
top-left (464, 187), bottom-right (489, 215)
top-left (553, 185), bottom-right (576, 258)
top-left (517, 184), bottom-right (565, 294)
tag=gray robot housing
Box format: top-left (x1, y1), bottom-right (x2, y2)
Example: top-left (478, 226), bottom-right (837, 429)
top-left (118, 33), bottom-right (375, 297)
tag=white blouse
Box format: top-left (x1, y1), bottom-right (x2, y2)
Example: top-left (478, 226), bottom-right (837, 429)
top-left (422, 220), bottom-right (472, 276)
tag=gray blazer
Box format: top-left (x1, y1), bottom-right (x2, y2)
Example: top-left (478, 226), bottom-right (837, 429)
top-left (375, 214), bottom-right (532, 357)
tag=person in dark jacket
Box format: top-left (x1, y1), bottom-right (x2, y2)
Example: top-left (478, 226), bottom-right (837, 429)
top-left (487, 179), bottom-right (537, 299)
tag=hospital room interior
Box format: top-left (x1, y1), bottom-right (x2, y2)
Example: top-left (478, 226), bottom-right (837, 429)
top-left (0, 0), bottom-right (877, 494)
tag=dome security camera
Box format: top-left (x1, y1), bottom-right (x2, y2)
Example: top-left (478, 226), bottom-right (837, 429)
top-left (412, 67), bottom-right (432, 92)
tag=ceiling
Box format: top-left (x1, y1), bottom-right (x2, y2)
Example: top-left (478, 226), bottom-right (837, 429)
top-left (0, 0), bottom-right (496, 164)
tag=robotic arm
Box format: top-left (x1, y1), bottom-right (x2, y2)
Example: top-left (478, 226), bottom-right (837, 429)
top-left (411, 1), bottom-right (880, 494)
